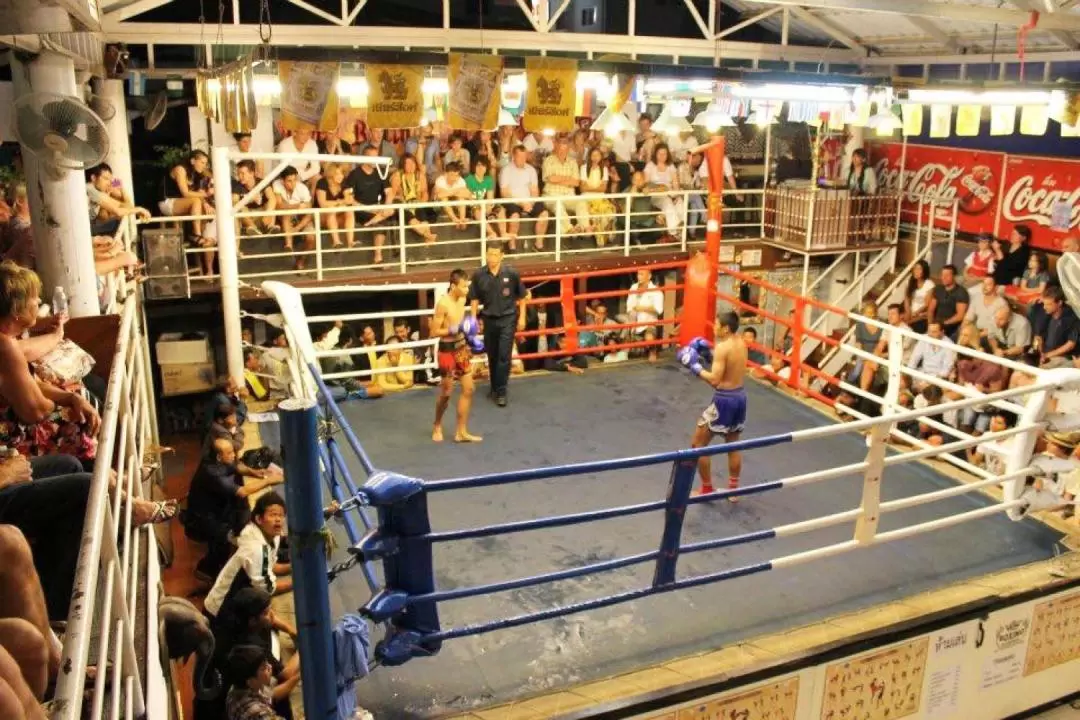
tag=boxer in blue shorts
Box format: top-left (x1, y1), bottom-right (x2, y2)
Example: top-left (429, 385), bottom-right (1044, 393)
top-left (679, 311), bottom-right (748, 499)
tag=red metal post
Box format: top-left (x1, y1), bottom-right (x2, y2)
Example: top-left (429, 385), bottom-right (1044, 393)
top-left (789, 298), bottom-right (805, 391)
top-left (679, 137), bottom-right (727, 347)
top-left (560, 276), bottom-right (579, 352)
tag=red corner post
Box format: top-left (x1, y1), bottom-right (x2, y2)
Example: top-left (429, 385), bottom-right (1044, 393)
top-left (679, 136), bottom-right (726, 348)
top-left (560, 276), bottom-right (579, 352)
top-left (788, 298), bottom-right (805, 391)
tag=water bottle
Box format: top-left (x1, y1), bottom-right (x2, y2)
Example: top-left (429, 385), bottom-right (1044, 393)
top-left (52, 286), bottom-right (68, 322)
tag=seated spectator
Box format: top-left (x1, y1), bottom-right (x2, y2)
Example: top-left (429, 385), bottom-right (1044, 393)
top-left (1015, 251), bottom-right (1051, 303)
top-left (160, 150), bottom-right (213, 246)
top-left (499, 145), bottom-right (550, 252)
top-left (857, 303), bottom-right (913, 392)
top-left (204, 492), bottom-right (291, 623)
top-left (207, 375), bottom-right (249, 430)
top-left (1032, 285), bottom-right (1079, 369)
top-left (542, 138), bottom-right (583, 237)
top-left (86, 164), bottom-right (149, 237)
top-left (907, 321), bottom-right (956, 390)
top-left (184, 438), bottom-right (283, 581)
top-left (224, 645), bottom-right (298, 720)
top-left (271, 166), bottom-right (314, 263)
top-left (233, 160), bottom-right (280, 238)
top-left (904, 260), bottom-right (935, 334)
top-left (375, 338), bottom-right (415, 392)
top-left (643, 143), bottom-right (683, 243)
top-left (743, 327), bottom-right (766, 366)
top-left (2, 185), bottom-right (34, 270)
top-left (362, 128), bottom-right (399, 165)
top-left (257, 331), bottom-right (292, 396)
top-left (966, 276), bottom-right (1009, 335)
top-left (0, 263), bottom-right (99, 464)
top-left (927, 264), bottom-right (969, 339)
top-left (601, 337), bottom-right (628, 364)
top-left (275, 128), bottom-right (320, 188)
top-left (346, 146), bottom-right (393, 266)
top-left (963, 233), bottom-right (996, 285)
top-left (626, 268), bottom-right (664, 361)
top-left (991, 225), bottom-right (1032, 288)
top-left (627, 170), bottom-right (663, 243)
top-left (317, 128), bottom-right (351, 156)
top-left (913, 385), bottom-right (946, 446)
top-left (243, 348), bottom-right (270, 402)
top-left (315, 163), bottom-right (357, 249)
top-left (945, 322), bottom-right (1008, 433)
top-left (205, 402), bottom-right (251, 456)
top-left (465, 157), bottom-right (506, 241)
top-left (522, 131), bottom-right (554, 164)
top-left (396, 155), bottom-right (437, 245)
top-left (847, 300), bottom-right (882, 388)
top-left (580, 147), bottom-right (616, 246)
top-left (987, 305), bottom-right (1032, 359)
top-left (315, 323), bottom-right (383, 402)
top-left (966, 413), bottom-right (1013, 474)
top-left (443, 134), bottom-right (471, 175)
top-left (231, 133), bottom-right (265, 179)
top-left (433, 161), bottom-right (471, 231)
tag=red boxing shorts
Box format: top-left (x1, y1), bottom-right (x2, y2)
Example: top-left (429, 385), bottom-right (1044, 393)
top-left (698, 386), bottom-right (747, 435)
top-left (438, 343), bottom-right (473, 380)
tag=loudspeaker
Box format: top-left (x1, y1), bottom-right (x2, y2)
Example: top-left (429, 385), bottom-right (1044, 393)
top-left (141, 227), bottom-right (191, 300)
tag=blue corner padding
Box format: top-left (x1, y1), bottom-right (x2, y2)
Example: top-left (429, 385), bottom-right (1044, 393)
top-left (363, 470), bottom-right (424, 506)
top-left (352, 529), bottom-right (399, 562)
top-left (375, 629), bottom-right (427, 666)
top-left (362, 589), bottom-right (410, 623)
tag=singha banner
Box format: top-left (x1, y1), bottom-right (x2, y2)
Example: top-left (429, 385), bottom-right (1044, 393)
top-left (448, 53), bottom-right (504, 131)
top-left (278, 61), bottom-right (339, 131)
top-left (523, 57), bottom-right (578, 134)
top-left (364, 64), bottom-right (425, 129)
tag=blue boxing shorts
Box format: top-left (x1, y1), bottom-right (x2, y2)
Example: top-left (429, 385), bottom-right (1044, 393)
top-left (698, 386), bottom-right (748, 435)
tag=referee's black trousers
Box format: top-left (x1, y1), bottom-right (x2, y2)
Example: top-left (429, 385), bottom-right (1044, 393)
top-left (483, 313), bottom-right (516, 398)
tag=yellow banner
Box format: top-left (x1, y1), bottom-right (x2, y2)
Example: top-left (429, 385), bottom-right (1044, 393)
top-left (929, 104), bottom-right (951, 138)
top-left (990, 105), bottom-right (1016, 136)
top-left (955, 105), bottom-right (981, 136)
top-left (364, 64), bottom-right (425, 129)
top-left (901, 104), bottom-right (923, 136)
top-left (447, 53), bottom-right (504, 131)
top-left (608, 74), bottom-right (637, 114)
top-left (524, 57), bottom-right (578, 133)
top-left (278, 61), bottom-right (339, 131)
top-left (1020, 105), bottom-right (1049, 135)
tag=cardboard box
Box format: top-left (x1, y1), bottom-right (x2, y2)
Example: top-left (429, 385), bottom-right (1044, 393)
top-left (161, 362), bottom-right (215, 397)
top-left (156, 332), bottom-right (212, 365)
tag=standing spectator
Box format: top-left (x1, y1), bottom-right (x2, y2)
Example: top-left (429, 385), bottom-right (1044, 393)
top-left (965, 276), bottom-right (1009, 335)
top-left (499, 145), bottom-right (550, 251)
top-left (468, 242), bottom-right (527, 407)
top-left (542, 137), bottom-right (583, 237)
top-left (987, 305), bottom-right (1032, 360)
top-left (1033, 285), bottom-right (1080, 368)
top-left (3, 185), bottom-right (34, 269)
top-left (927, 264), bottom-right (969, 339)
top-left (845, 149), bottom-right (878, 195)
top-left (963, 233), bottom-right (996, 285)
top-left (346, 146), bottom-right (393, 266)
top-left (625, 268), bottom-right (664, 361)
top-left (275, 128), bottom-right (320, 186)
top-left (992, 225), bottom-right (1032, 288)
top-left (904, 259), bottom-right (935, 334)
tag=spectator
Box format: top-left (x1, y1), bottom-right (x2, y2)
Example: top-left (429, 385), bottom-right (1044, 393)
top-left (232, 161), bottom-right (280, 238)
top-left (468, 130), bottom-right (498, 167)
top-left (847, 300), bottom-right (882, 388)
top-left (966, 413), bottom-right (1013, 474)
top-left (442, 134), bottom-right (471, 175)
top-left (271, 166), bottom-right (314, 262)
top-left (346, 146), bottom-right (393, 266)
top-left (679, 152), bottom-right (707, 238)
top-left (542, 137), bottom-right (583, 237)
top-left (319, 324), bottom-right (383, 401)
top-left (987, 305), bottom-right (1032, 359)
top-left (991, 225), bottom-right (1032, 288)
top-left (947, 322), bottom-right (1008, 433)
top-left (927, 264), bottom-right (969, 339)
top-left (0, 524), bottom-right (58, 705)
top-left (499, 145), bottom-right (550, 251)
top-left (314, 163), bottom-right (356, 249)
top-left (643, 143), bottom-right (683, 242)
top-left (912, 384), bottom-right (947, 446)
top-left (317, 127), bottom-right (351, 156)
top-left (274, 129), bottom-right (320, 186)
top-left (907, 321), bottom-right (956, 389)
top-left (433, 161), bottom-right (471, 231)
top-left (522, 131), bottom-right (554, 163)
top-left (1033, 285), bottom-right (1079, 368)
top-left (232, 132), bottom-right (266, 179)
top-left (206, 375), bottom-right (249, 430)
top-left (627, 170), bottom-right (663, 243)
top-left (845, 149), bottom-right (878, 195)
top-left (857, 303), bottom-right (913, 392)
top-left (184, 438), bottom-right (283, 581)
top-left (963, 233), bottom-right (996, 285)
top-left (205, 402), bottom-right (252, 457)
top-left (1015, 251), bottom-right (1051, 302)
top-left (579, 147), bottom-right (616, 246)
top-left (965, 276), bottom-right (1009, 335)
top-left (374, 337), bottom-right (415, 392)
top-left (204, 491), bottom-right (291, 622)
top-left (465, 157), bottom-right (506, 241)
top-left (243, 348), bottom-right (270, 401)
top-left (3, 185), bottom-right (33, 270)
top-left (601, 337), bottom-right (628, 364)
top-left (224, 645), bottom-right (295, 720)
top-left (743, 327), bottom-right (766, 366)
top-left (361, 128), bottom-right (399, 165)
top-left (160, 150), bottom-right (212, 244)
top-left (86, 163), bottom-right (149, 236)
top-left (1056, 236), bottom-right (1079, 288)
top-left (625, 268), bottom-right (664, 361)
top-left (904, 259), bottom-right (934, 334)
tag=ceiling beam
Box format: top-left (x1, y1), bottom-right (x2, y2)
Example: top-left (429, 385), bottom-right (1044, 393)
top-left (682, 0), bottom-right (712, 39)
top-left (102, 21), bottom-right (863, 64)
top-left (714, 7), bottom-right (783, 40)
top-left (862, 47), bottom-right (1080, 64)
top-left (905, 17), bottom-right (961, 52)
top-left (103, 0), bottom-right (176, 23)
top-left (1011, 0), bottom-right (1079, 48)
top-left (787, 7), bottom-right (865, 51)
top-left (743, 0), bottom-right (1080, 29)
top-left (546, 0), bottom-right (573, 31)
top-left (513, 0), bottom-right (544, 32)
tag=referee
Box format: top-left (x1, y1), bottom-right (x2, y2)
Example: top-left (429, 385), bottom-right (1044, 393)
top-left (468, 241), bottom-right (526, 407)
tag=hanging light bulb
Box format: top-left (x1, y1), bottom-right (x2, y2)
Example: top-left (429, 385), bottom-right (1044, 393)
top-left (692, 102), bottom-right (735, 132)
top-left (591, 107), bottom-right (634, 137)
top-left (866, 104), bottom-right (902, 135)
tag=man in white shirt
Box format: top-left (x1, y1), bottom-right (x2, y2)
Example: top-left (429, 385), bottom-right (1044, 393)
top-left (541, 137), bottom-right (582, 236)
top-left (966, 413), bottom-right (1013, 475)
top-left (522, 131), bottom-right (554, 164)
top-left (434, 161), bottom-right (471, 230)
top-left (271, 165), bottom-right (314, 256)
top-left (696, 151), bottom-right (741, 200)
top-left (625, 268), bottom-right (665, 361)
top-left (499, 145), bottom-right (550, 250)
top-left (275, 128), bottom-right (320, 186)
top-left (204, 491), bottom-right (291, 620)
top-left (965, 276), bottom-right (1009, 335)
top-left (907, 322), bottom-right (956, 390)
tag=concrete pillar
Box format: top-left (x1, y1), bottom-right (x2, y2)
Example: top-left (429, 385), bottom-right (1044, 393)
top-left (93, 78), bottom-right (134, 205)
top-left (843, 124), bottom-right (866, 177)
top-left (11, 52), bottom-right (100, 317)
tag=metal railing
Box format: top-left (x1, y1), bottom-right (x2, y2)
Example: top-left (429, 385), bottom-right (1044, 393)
top-left (763, 187), bottom-right (901, 251)
top-left (51, 238), bottom-right (166, 719)
top-left (136, 186), bottom-right (766, 286)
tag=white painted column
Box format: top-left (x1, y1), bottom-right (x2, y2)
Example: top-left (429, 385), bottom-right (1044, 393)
top-left (93, 78), bottom-right (135, 204)
top-left (843, 124), bottom-right (865, 177)
top-left (212, 145), bottom-right (244, 384)
top-left (11, 52), bottom-right (100, 317)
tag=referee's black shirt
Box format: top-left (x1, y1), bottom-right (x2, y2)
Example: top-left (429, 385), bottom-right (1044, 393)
top-left (468, 264), bottom-right (526, 318)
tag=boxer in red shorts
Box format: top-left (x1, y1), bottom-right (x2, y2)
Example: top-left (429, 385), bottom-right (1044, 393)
top-left (431, 269), bottom-right (482, 443)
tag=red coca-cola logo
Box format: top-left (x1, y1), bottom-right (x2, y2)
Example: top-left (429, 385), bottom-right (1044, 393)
top-left (958, 165), bottom-right (995, 215)
top-left (873, 157), bottom-right (996, 216)
top-left (1002, 175), bottom-right (1080, 231)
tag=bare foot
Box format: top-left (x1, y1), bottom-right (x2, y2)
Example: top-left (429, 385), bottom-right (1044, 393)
top-left (432, 426), bottom-right (444, 442)
top-left (454, 432), bottom-right (483, 443)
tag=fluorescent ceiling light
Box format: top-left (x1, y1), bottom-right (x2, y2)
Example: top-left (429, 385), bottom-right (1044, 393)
top-left (730, 83), bottom-right (852, 104)
top-left (692, 102), bottom-right (735, 131)
top-left (905, 88), bottom-right (1060, 106)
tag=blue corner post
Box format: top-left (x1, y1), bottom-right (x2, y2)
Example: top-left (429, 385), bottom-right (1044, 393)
top-left (280, 398), bottom-right (338, 720)
top-left (652, 458), bottom-right (697, 587)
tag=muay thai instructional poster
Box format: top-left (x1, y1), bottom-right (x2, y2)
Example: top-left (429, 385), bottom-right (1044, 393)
top-left (1023, 590), bottom-right (1080, 676)
top-left (820, 637), bottom-right (928, 720)
top-left (672, 677), bottom-right (799, 719)
top-left (523, 57), bottom-right (578, 133)
top-left (447, 53), bottom-right (504, 131)
top-left (364, 64), bottom-right (424, 129)
top-left (278, 61), bottom-right (339, 131)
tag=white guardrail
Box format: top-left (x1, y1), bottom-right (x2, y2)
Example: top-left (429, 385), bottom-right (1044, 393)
top-left (52, 216), bottom-right (167, 720)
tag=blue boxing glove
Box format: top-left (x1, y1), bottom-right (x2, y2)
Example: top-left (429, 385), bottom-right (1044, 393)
top-left (678, 346), bottom-right (705, 376)
top-left (468, 334), bottom-right (485, 353)
top-left (689, 336), bottom-right (714, 363)
top-left (461, 315), bottom-right (480, 338)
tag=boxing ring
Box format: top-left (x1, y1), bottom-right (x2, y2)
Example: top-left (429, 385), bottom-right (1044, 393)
top-left (256, 272), bottom-right (1080, 719)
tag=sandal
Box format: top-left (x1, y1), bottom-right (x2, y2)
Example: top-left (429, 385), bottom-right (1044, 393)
top-left (142, 499), bottom-right (178, 525)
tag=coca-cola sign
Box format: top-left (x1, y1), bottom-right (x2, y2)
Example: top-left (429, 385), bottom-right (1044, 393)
top-left (1000, 156), bottom-right (1080, 251)
top-left (868, 142), bottom-right (1005, 236)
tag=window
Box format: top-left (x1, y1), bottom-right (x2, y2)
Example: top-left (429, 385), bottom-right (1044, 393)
top-left (581, 7), bottom-right (597, 26)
